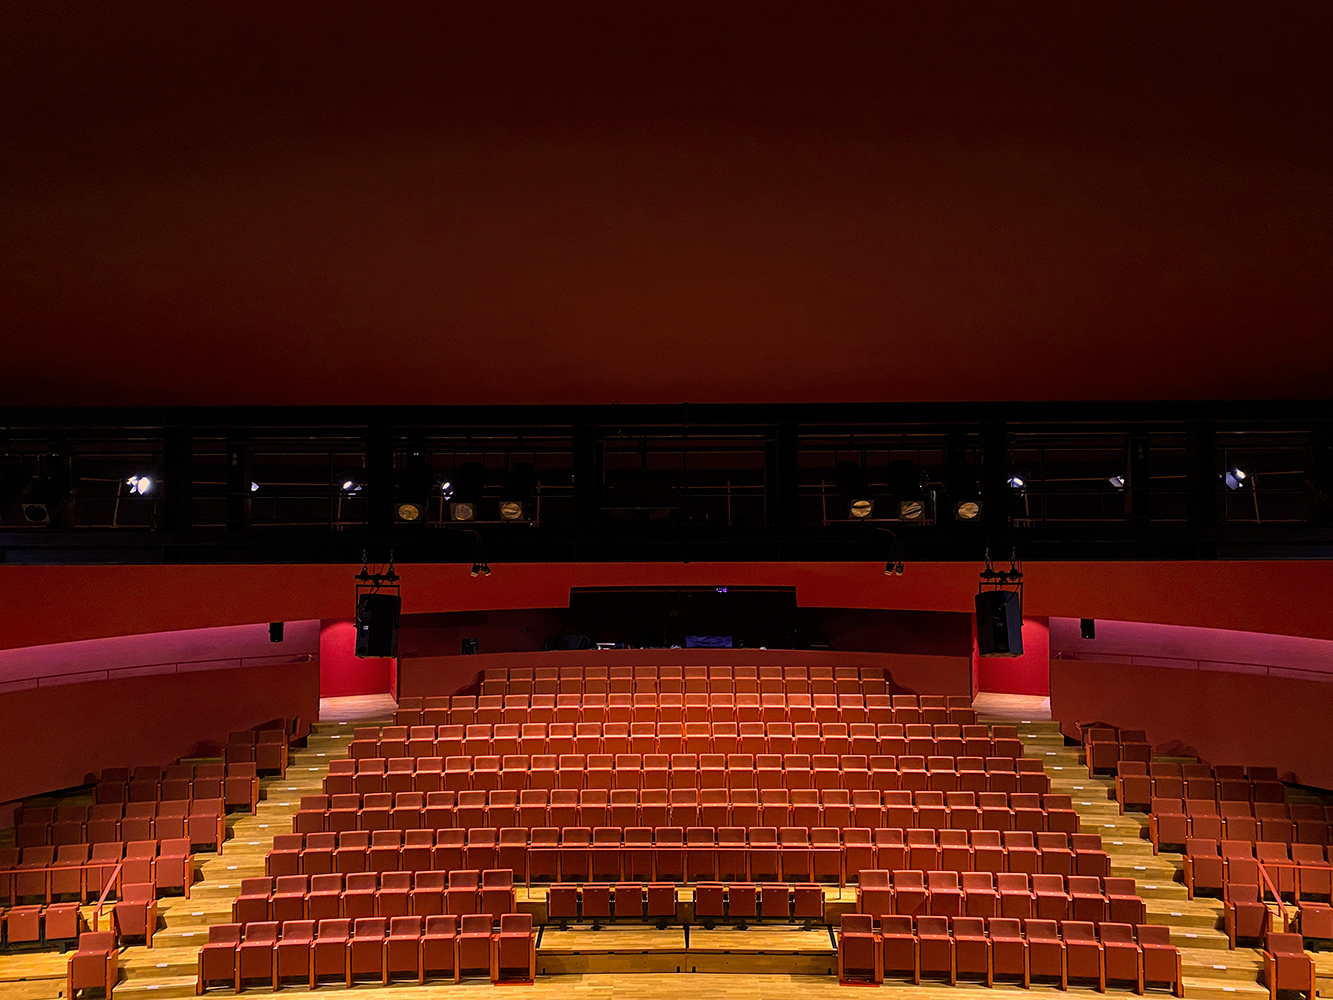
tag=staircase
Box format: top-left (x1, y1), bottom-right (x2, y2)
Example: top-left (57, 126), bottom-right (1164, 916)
top-left (109, 714), bottom-right (390, 1000)
top-left (974, 709), bottom-right (1271, 1000)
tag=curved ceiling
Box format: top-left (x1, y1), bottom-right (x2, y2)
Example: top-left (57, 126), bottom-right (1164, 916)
top-left (3, 3), bottom-right (1331, 406)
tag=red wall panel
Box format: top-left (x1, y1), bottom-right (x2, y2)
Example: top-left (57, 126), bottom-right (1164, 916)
top-left (1050, 658), bottom-right (1333, 790)
top-left (976, 617), bottom-right (1051, 696)
top-left (319, 620), bottom-right (393, 697)
top-left (0, 659), bottom-right (320, 807)
top-left (397, 648), bottom-right (973, 700)
top-left (2, 561), bottom-right (1331, 650)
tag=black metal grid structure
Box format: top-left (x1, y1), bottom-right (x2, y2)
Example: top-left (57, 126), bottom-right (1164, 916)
top-left (1, 401), bottom-right (1330, 565)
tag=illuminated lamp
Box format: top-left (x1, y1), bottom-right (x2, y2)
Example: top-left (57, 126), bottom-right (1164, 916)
top-left (954, 500), bottom-right (982, 520)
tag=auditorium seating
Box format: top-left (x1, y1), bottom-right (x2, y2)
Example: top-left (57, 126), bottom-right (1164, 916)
top-left (294, 788), bottom-right (1070, 838)
top-left (838, 913), bottom-right (1183, 992)
top-left (262, 825), bottom-right (1112, 887)
top-left (1, 901), bottom-right (85, 951)
top-left (66, 930), bottom-right (119, 999)
top-left (197, 914), bottom-right (535, 990)
top-left (229, 870), bottom-right (515, 926)
top-left (17, 796), bottom-right (227, 851)
top-left (854, 870), bottom-right (1145, 923)
top-left (348, 720), bottom-right (1014, 763)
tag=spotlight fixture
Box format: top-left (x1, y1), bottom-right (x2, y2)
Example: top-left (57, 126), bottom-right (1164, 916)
top-left (450, 462), bottom-right (486, 521)
top-left (470, 561), bottom-right (491, 578)
top-left (396, 449), bottom-right (435, 525)
top-left (23, 454), bottom-right (73, 524)
top-left (126, 475), bottom-right (153, 495)
top-left (438, 478), bottom-right (453, 498)
top-left (884, 560), bottom-right (904, 576)
top-left (250, 481), bottom-right (260, 492)
top-left (835, 461), bottom-right (874, 520)
top-left (499, 462), bottom-right (536, 522)
top-left (898, 499), bottom-right (927, 521)
top-left (340, 478), bottom-right (362, 495)
top-left (1109, 475), bottom-right (1126, 488)
top-left (954, 500), bottom-right (982, 520)
top-left (1224, 467), bottom-right (1247, 490)
top-left (396, 502), bottom-right (423, 522)
top-left (1007, 475), bottom-right (1026, 489)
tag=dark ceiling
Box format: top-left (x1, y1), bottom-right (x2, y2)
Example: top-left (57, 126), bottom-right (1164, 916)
top-left (3, 2), bottom-right (1331, 406)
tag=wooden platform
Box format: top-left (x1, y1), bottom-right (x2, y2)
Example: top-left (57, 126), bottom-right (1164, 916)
top-left (537, 923), bottom-right (837, 976)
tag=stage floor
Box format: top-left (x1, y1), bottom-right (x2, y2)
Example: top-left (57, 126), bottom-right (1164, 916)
top-left (537, 923), bottom-right (837, 976)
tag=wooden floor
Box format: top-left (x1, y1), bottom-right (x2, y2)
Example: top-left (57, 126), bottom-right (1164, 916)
top-left (970, 693), bottom-right (1052, 722)
top-left (319, 693), bottom-right (400, 723)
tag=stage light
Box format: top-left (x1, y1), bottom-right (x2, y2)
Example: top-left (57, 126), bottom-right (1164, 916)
top-left (23, 454), bottom-right (73, 524)
top-left (1109, 475), bottom-right (1126, 488)
top-left (250, 481), bottom-right (260, 492)
top-left (340, 478), bottom-right (362, 495)
top-left (499, 462), bottom-right (536, 521)
top-left (396, 502), bottom-right (423, 522)
top-left (835, 461), bottom-right (875, 520)
top-left (450, 502), bottom-right (477, 521)
top-left (954, 500), bottom-right (982, 520)
top-left (1007, 475), bottom-right (1025, 489)
top-left (127, 475), bottom-right (153, 495)
top-left (438, 479), bottom-right (453, 498)
top-left (884, 560), bottom-right (904, 576)
top-left (716, 586), bottom-right (728, 593)
top-left (1224, 467), bottom-right (1247, 490)
top-left (470, 561), bottom-right (491, 578)
top-left (898, 499), bottom-right (926, 521)
top-left (450, 462), bottom-right (486, 520)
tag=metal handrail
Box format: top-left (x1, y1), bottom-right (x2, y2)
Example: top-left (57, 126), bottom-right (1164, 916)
top-left (91, 861), bottom-right (125, 931)
top-left (1255, 859), bottom-right (1292, 931)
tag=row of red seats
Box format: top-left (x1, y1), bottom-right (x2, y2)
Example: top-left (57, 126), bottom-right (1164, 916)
top-left (1149, 797), bottom-right (1328, 850)
top-left (295, 788), bottom-right (1075, 837)
top-left (856, 870), bottom-right (1145, 923)
top-left (0, 839), bottom-right (192, 904)
top-left (232, 870), bottom-right (515, 924)
top-left (223, 728), bottom-right (290, 774)
top-left (323, 754), bottom-right (1047, 798)
top-left (389, 695), bottom-right (978, 729)
top-left (197, 914), bottom-right (534, 991)
top-left (1, 902), bottom-right (84, 951)
top-left (17, 796), bottom-right (233, 851)
top-left (473, 661), bottom-right (893, 685)
top-left (92, 762), bottom-right (259, 814)
top-left (1117, 761), bottom-right (1287, 810)
top-left (550, 880), bottom-right (813, 926)
top-left (265, 826), bottom-right (1108, 887)
top-left (1185, 839), bottom-right (1333, 900)
top-left (1082, 726), bottom-right (1153, 776)
top-left (350, 721), bottom-right (1016, 762)
top-left (838, 914), bottom-right (1183, 993)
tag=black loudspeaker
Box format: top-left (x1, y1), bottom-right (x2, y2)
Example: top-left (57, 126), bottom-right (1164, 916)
top-left (461, 638), bottom-right (479, 655)
top-left (1080, 618), bottom-right (1096, 640)
top-left (269, 621), bottom-right (284, 643)
top-left (976, 590), bottom-right (1023, 657)
top-left (355, 593), bottom-right (400, 658)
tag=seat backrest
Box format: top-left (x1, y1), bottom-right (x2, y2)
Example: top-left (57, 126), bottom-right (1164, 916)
top-left (842, 913), bottom-right (874, 934)
top-left (210, 923), bottom-right (243, 944)
top-left (1136, 924), bottom-right (1172, 945)
top-left (246, 922), bottom-right (280, 943)
top-left (460, 913), bottom-right (493, 934)
top-left (881, 914), bottom-right (913, 934)
top-left (926, 870), bottom-right (958, 888)
top-left (1099, 922), bottom-right (1135, 943)
top-left (500, 913), bottom-right (532, 934)
top-left (859, 869), bottom-right (890, 889)
top-left (1061, 920), bottom-right (1097, 942)
top-left (346, 872), bottom-right (378, 890)
top-left (917, 915), bottom-right (949, 935)
top-left (483, 868), bottom-right (514, 888)
top-left (352, 917), bottom-right (387, 937)
top-left (425, 914), bottom-right (458, 935)
top-left (1266, 933), bottom-right (1306, 956)
top-left (1025, 919), bottom-right (1059, 941)
top-left (449, 868), bottom-right (480, 888)
top-left (988, 917), bottom-right (1021, 938)
top-left (893, 869), bottom-right (925, 889)
top-left (1103, 877), bottom-right (1137, 896)
top-left (961, 871), bottom-right (993, 889)
top-left (282, 920), bottom-right (316, 941)
top-left (317, 918), bottom-right (351, 939)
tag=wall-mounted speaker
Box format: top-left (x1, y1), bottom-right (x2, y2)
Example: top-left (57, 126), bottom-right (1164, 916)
top-left (976, 590), bottom-right (1023, 657)
top-left (355, 593), bottom-right (400, 658)
top-left (1080, 618), bottom-right (1096, 640)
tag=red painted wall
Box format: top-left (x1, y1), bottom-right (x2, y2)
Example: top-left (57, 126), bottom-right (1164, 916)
top-left (3, 561), bottom-right (1333, 653)
top-left (397, 648), bottom-right (973, 700)
top-left (0, 659), bottom-right (320, 807)
top-left (319, 620), bottom-right (394, 698)
top-left (1050, 658), bottom-right (1333, 790)
top-left (976, 617), bottom-right (1051, 696)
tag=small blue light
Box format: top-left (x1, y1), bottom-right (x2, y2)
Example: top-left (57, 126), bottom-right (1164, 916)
top-left (716, 587), bottom-right (727, 593)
